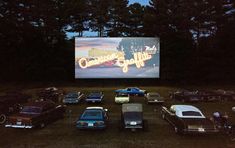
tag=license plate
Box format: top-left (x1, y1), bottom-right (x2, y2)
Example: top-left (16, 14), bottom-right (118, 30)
top-left (130, 121), bottom-right (137, 125)
top-left (88, 123), bottom-right (94, 127)
top-left (16, 121), bottom-right (22, 125)
top-left (198, 128), bottom-right (205, 132)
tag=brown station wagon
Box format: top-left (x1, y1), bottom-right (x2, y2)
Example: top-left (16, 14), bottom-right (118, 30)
top-left (5, 100), bottom-right (66, 128)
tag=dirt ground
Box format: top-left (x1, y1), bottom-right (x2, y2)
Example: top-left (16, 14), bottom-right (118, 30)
top-left (1, 84), bottom-right (235, 148)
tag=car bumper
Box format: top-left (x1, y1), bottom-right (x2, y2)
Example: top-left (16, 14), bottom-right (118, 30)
top-left (86, 99), bottom-right (102, 103)
top-left (147, 100), bottom-right (164, 103)
top-left (182, 128), bottom-right (219, 134)
top-left (5, 124), bottom-right (33, 129)
top-left (63, 100), bottom-right (79, 104)
top-left (115, 100), bottom-right (129, 104)
top-left (124, 125), bottom-right (143, 129)
top-left (76, 125), bottom-right (106, 129)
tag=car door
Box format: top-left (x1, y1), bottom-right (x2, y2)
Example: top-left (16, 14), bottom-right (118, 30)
top-left (41, 103), bottom-right (58, 122)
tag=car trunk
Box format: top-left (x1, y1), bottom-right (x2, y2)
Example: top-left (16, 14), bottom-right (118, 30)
top-left (8, 113), bottom-right (39, 125)
top-left (181, 118), bottom-right (215, 129)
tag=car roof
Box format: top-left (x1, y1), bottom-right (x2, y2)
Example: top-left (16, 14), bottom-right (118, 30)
top-left (86, 107), bottom-right (103, 110)
top-left (127, 87), bottom-right (139, 89)
top-left (122, 103), bottom-right (142, 112)
top-left (171, 105), bottom-right (205, 118)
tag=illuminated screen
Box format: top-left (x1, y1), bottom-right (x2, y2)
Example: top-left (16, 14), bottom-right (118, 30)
top-left (75, 37), bottom-right (160, 79)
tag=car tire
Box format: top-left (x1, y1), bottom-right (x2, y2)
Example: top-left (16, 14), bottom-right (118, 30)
top-left (0, 114), bottom-right (7, 124)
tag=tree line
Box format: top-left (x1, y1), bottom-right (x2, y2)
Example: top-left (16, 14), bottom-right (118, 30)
top-left (0, 0), bottom-right (235, 82)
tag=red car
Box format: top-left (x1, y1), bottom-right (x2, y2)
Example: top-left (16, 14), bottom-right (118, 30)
top-left (5, 101), bottom-right (66, 129)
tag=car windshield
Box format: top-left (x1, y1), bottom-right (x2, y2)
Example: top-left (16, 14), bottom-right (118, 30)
top-left (182, 111), bottom-right (202, 117)
top-left (20, 106), bottom-right (42, 114)
top-left (117, 94), bottom-right (128, 97)
top-left (80, 110), bottom-right (103, 120)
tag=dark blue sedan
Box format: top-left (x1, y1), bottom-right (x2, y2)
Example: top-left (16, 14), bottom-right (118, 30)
top-left (115, 87), bottom-right (146, 96)
top-left (85, 92), bottom-right (104, 103)
top-left (62, 92), bottom-right (84, 104)
top-left (76, 107), bottom-right (108, 130)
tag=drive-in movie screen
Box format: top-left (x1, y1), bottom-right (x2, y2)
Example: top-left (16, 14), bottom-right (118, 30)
top-left (75, 37), bottom-right (160, 78)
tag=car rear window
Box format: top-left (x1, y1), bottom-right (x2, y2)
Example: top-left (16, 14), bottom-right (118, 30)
top-left (20, 106), bottom-right (42, 114)
top-left (182, 111), bottom-right (202, 117)
top-left (80, 110), bottom-right (103, 120)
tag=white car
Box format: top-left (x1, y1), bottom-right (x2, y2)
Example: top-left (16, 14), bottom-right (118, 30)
top-left (115, 93), bottom-right (130, 104)
top-left (145, 92), bottom-right (164, 104)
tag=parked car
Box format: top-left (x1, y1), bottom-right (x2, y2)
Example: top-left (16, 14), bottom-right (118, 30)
top-left (169, 89), bottom-right (202, 102)
top-left (76, 107), bottom-right (108, 130)
top-left (161, 105), bottom-right (219, 134)
top-left (145, 92), bottom-right (164, 104)
top-left (37, 87), bottom-right (62, 102)
top-left (5, 100), bottom-right (66, 128)
top-left (85, 92), bottom-right (104, 103)
top-left (115, 93), bottom-right (130, 104)
top-left (0, 92), bottom-right (31, 124)
top-left (115, 87), bottom-right (146, 96)
top-left (120, 103), bottom-right (147, 131)
top-left (198, 90), bottom-right (221, 102)
top-left (63, 92), bottom-right (84, 104)
top-left (213, 89), bottom-right (235, 101)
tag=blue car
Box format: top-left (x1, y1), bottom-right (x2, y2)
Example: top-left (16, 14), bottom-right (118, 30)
top-left (76, 107), bottom-right (108, 130)
top-left (85, 92), bottom-right (104, 103)
top-left (115, 87), bottom-right (147, 96)
top-left (63, 92), bottom-right (84, 104)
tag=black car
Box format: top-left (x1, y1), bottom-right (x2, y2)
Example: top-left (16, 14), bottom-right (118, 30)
top-left (120, 103), bottom-right (147, 131)
top-left (169, 89), bottom-right (201, 102)
top-left (37, 87), bottom-right (62, 103)
top-left (161, 105), bottom-right (219, 134)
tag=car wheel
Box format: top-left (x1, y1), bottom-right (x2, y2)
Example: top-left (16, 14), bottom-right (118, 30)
top-left (0, 114), bottom-right (7, 124)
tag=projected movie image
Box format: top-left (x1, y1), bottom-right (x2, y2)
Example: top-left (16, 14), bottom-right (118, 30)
top-left (75, 37), bottom-right (160, 78)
